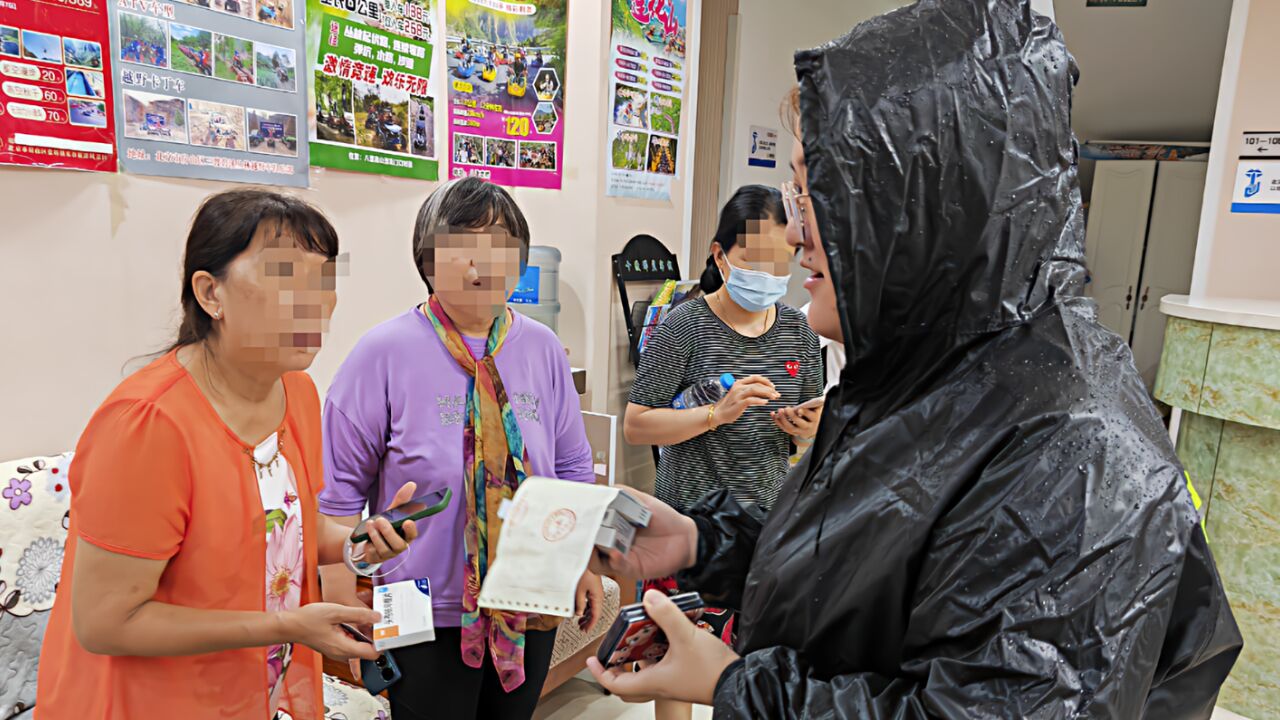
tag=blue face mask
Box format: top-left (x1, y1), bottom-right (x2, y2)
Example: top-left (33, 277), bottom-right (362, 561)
top-left (721, 259), bottom-right (790, 312)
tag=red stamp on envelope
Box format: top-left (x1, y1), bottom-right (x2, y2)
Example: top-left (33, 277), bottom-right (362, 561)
top-left (542, 508), bottom-right (577, 542)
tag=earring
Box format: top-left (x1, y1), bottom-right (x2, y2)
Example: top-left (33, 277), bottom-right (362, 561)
top-left (212, 310), bottom-right (221, 320)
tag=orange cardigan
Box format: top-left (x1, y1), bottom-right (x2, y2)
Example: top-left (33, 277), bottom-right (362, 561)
top-left (37, 352), bottom-right (326, 719)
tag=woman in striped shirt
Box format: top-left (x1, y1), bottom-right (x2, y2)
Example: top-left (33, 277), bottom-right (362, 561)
top-left (623, 184), bottom-right (821, 720)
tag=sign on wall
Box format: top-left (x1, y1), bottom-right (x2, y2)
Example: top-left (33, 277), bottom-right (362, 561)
top-left (605, 0), bottom-right (688, 201)
top-left (110, 0), bottom-right (310, 186)
top-left (747, 125), bottom-right (777, 169)
top-left (306, 0), bottom-right (438, 180)
top-left (444, 0), bottom-right (567, 189)
top-left (1086, 0), bottom-right (1147, 6)
top-left (1231, 131), bottom-right (1280, 214)
top-left (0, 0), bottom-right (118, 172)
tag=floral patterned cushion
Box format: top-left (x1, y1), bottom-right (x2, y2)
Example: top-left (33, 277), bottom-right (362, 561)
top-left (277, 675), bottom-right (390, 720)
top-left (0, 452), bottom-right (73, 720)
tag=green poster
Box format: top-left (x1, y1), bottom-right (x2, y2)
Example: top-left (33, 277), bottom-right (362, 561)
top-left (307, 0), bottom-right (438, 179)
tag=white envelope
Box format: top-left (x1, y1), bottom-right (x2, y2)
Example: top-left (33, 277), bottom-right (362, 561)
top-left (478, 477), bottom-right (621, 617)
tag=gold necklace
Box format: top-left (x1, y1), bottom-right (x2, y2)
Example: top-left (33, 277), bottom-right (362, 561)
top-left (246, 428), bottom-right (286, 479)
top-left (715, 292), bottom-right (771, 337)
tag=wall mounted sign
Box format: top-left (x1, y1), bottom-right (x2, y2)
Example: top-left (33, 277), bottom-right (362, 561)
top-left (444, 0), bottom-right (568, 189)
top-left (604, 0), bottom-right (688, 200)
top-left (1086, 0), bottom-right (1147, 6)
top-left (110, 0), bottom-right (311, 185)
top-left (747, 125), bottom-right (777, 169)
top-left (0, 0), bottom-right (118, 172)
top-left (306, 0), bottom-right (438, 180)
top-left (1240, 131), bottom-right (1280, 158)
top-left (1230, 161), bottom-right (1280, 215)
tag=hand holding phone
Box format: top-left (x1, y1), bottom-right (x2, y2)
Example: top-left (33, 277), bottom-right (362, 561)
top-left (339, 624), bottom-right (402, 694)
top-left (595, 592), bottom-right (705, 669)
top-left (771, 395), bottom-right (823, 439)
top-left (350, 485), bottom-right (452, 544)
top-left (284, 604), bottom-right (380, 663)
top-left (586, 590), bottom-right (740, 706)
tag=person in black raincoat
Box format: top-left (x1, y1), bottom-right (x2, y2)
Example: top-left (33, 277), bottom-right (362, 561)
top-left (587, 1), bottom-right (1242, 717)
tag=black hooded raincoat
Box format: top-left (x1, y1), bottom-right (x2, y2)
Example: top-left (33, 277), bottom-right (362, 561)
top-left (678, 2), bottom-right (1242, 717)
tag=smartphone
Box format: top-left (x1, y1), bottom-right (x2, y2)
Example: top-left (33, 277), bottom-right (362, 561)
top-left (797, 396), bottom-right (825, 411)
top-left (595, 592), bottom-right (705, 669)
top-left (350, 487), bottom-right (453, 544)
top-left (339, 624), bottom-right (402, 694)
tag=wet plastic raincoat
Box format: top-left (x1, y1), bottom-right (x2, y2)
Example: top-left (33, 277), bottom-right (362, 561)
top-left (678, 1), bottom-right (1242, 717)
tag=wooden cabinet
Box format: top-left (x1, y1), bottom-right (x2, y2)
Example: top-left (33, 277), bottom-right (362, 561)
top-left (1084, 160), bottom-right (1208, 389)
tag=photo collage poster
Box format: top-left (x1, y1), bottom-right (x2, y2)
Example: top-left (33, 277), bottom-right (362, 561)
top-left (444, 0), bottom-right (566, 189)
top-left (605, 0), bottom-right (687, 201)
top-left (306, 0), bottom-right (437, 180)
top-left (0, 0), bottom-right (117, 171)
top-left (110, 0), bottom-right (310, 186)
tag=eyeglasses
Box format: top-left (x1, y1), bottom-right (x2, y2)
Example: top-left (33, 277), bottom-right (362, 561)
top-left (780, 181), bottom-right (810, 242)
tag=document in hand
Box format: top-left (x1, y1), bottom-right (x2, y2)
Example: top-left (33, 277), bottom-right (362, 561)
top-left (480, 478), bottom-right (646, 617)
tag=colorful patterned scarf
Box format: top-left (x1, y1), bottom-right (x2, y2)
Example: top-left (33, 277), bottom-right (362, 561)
top-left (423, 296), bottom-right (533, 691)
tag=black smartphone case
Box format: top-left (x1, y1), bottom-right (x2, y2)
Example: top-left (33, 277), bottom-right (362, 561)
top-left (361, 649), bottom-right (402, 695)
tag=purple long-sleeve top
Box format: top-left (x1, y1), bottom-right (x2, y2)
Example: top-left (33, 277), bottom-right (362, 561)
top-left (319, 307), bottom-right (594, 627)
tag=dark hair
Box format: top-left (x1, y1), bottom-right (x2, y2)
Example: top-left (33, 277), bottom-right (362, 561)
top-left (168, 189), bottom-right (339, 352)
top-left (700, 185), bottom-right (787, 293)
top-left (413, 177), bottom-right (531, 292)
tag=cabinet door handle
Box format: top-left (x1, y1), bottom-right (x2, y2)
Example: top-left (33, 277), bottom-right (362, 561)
top-left (1125, 285), bottom-right (1133, 311)
top-left (1139, 286), bottom-right (1150, 311)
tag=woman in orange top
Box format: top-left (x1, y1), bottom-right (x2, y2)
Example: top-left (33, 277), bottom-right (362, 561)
top-left (36, 189), bottom-right (420, 720)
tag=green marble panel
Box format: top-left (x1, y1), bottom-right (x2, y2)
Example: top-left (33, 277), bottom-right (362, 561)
top-left (1176, 412), bottom-right (1224, 520)
top-left (1201, 325), bottom-right (1280, 431)
top-left (1202, 420), bottom-right (1280, 718)
top-left (1155, 317), bottom-right (1214, 411)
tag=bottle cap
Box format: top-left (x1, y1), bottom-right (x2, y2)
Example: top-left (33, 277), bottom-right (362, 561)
top-left (719, 373), bottom-right (736, 389)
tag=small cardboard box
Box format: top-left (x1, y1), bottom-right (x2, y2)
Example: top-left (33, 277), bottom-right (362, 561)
top-left (373, 579), bottom-right (435, 652)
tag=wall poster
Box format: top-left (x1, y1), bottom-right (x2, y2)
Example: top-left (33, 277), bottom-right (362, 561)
top-left (605, 0), bottom-right (687, 201)
top-left (444, 0), bottom-right (566, 189)
top-left (306, 0), bottom-right (437, 180)
top-left (110, 0), bottom-right (309, 185)
top-left (0, 0), bottom-right (118, 171)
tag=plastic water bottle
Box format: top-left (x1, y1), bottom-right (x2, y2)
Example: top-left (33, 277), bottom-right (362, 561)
top-left (672, 373), bottom-right (736, 410)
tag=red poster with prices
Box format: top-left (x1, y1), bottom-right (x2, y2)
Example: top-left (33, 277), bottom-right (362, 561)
top-left (0, 0), bottom-right (117, 172)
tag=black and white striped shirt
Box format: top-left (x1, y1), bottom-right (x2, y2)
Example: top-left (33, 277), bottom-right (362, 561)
top-left (629, 298), bottom-right (822, 510)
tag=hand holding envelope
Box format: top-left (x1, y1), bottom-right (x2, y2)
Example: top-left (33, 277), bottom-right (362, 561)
top-left (479, 478), bottom-right (652, 617)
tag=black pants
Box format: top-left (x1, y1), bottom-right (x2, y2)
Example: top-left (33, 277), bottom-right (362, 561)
top-left (387, 627), bottom-right (557, 720)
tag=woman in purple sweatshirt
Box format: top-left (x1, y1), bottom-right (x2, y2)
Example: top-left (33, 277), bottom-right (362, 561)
top-left (318, 177), bottom-right (601, 720)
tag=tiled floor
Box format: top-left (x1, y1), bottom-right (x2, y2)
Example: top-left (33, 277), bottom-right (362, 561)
top-left (534, 673), bottom-right (1252, 720)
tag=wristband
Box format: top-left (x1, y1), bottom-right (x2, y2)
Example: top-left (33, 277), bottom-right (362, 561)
top-left (707, 403), bottom-right (718, 431)
top-left (343, 535), bottom-right (412, 579)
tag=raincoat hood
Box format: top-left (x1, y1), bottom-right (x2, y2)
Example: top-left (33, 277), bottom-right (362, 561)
top-left (797, 0), bottom-right (1086, 410)
top-left (674, 2), bottom-right (1242, 718)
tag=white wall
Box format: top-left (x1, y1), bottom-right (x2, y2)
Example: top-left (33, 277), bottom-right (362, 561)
top-left (1055, 0), bottom-right (1229, 145)
top-left (0, 0), bottom-right (697, 464)
top-left (1192, 0), bottom-right (1280, 302)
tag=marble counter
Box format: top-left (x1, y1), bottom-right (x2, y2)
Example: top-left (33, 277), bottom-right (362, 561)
top-left (1154, 295), bottom-right (1280, 718)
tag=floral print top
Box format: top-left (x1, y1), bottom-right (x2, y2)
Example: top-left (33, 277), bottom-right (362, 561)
top-left (254, 432), bottom-right (303, 719)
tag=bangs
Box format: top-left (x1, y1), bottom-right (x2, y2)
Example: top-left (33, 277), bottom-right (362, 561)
top-left (259, 200), bottom-right (340, 259)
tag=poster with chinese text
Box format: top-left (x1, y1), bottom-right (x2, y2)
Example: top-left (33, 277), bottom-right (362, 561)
top-left (307, 0), bottom-right (437, 180)
top-left (0, 0), bottom-right (117, 172)
top-left (444, 0), bottom-right (566, 189)
top-left (110, 0), bottom-right (309, 186)
top-left (605, 0), bottom-right (687, 200)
